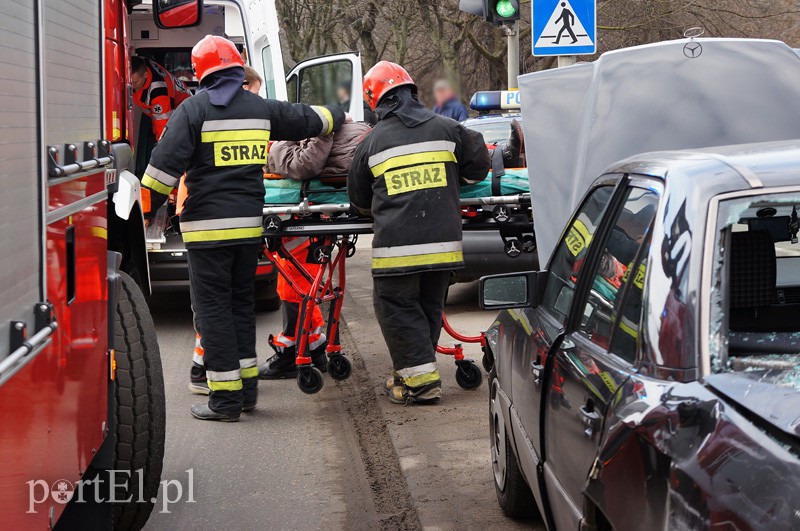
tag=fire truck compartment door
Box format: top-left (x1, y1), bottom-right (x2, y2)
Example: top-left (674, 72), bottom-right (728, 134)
top-left (286, 53), bottom-right (364, 122)
top-left (0, 0), bottom-right (45, 365)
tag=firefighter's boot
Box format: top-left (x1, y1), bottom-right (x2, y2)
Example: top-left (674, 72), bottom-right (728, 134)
top-left (258, 334), bottom-right (298, 380)
top-left (190, 403), bottom-right (240, 422)
top-left (383, 373), bottom-right (402, 395)
top-left (189, 362), bottom-right (210, 395)
top-left (385, 369), bottom-right (443, 405)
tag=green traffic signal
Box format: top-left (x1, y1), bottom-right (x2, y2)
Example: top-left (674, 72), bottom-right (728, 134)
top-left (495, 0), bottom-right (517, 18)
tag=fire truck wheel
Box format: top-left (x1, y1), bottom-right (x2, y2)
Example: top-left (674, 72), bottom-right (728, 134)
top-left (113, 271), bottom-right (166, 531)
top-left (255, 276), bottom-right (281, 312)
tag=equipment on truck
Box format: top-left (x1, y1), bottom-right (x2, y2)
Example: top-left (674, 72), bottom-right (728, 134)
top-left (0, 0), bottom-right (203, 528)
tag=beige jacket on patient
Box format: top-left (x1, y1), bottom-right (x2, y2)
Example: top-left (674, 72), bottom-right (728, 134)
top-left (267, 122), bottom-right (371, 180)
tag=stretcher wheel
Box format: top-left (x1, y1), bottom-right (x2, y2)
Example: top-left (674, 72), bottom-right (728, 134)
top-left (263, 215), bottom-right (282, 234)
top-left (504, 238), bottom-right (522, 258)
top-left (522, 234), bottom-right (536, 253)
top-left (328, 354), bottom-right (352, 381)
top-left (297, 366), bottom-right (324, 394)
top-left (493, 205), bottom-right (511, 223)
top-left (455, 361), bottom-right (483, 390)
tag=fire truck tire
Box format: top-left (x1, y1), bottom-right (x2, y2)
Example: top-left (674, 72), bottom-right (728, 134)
top-left (112, 271), bottom-right (166, 531)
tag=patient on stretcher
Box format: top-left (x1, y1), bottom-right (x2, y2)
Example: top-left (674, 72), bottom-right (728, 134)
top-left (267, 122), bottom-right (370, 180)
top-left (258, 121), bottom-right (370, 379)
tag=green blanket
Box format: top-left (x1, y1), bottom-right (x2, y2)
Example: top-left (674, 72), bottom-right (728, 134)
top-left (264, 169), bottom-right (529, 205)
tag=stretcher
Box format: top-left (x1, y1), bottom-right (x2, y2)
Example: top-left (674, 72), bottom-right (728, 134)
top-left (261, 173), bottom-right (534, 394)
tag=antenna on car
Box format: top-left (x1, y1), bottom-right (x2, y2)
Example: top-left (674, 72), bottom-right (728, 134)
top-left (684, 27), bottom-right (705, 39)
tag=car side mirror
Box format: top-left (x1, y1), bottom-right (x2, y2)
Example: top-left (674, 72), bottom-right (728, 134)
top-left (154, 0), bottom-right (203, 29)
top-left (479, 271), bottom-right (546, 310)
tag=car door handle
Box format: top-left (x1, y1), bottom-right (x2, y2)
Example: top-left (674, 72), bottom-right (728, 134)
top-left (579, 403), bottom-right (600, 439)
top-left (530, 358), bottom-right (543, 386)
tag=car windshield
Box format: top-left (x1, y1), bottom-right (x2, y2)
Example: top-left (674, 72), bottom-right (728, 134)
top-left (466, 120), bottom-right (515, 145)
top-left (709, 191), bottom-right (800, 378)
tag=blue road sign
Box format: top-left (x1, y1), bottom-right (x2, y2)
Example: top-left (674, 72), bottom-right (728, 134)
top-left (532, 0), bottom-right (596, 56)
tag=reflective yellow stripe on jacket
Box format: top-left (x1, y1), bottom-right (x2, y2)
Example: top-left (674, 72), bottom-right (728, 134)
top-left (201, 119), bottom-right (271, 167)
top-left (368, 140), bottom-right (457, 178)
top-left (142, 164), bottom-right (180, 196)
top-left (371, 241), bottom-right (463, 270)
top-left (180, 216), bottom-right (262, 243)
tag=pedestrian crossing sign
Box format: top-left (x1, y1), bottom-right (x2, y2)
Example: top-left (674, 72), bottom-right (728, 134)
top-left (532, 0), bottom-right (596, 56)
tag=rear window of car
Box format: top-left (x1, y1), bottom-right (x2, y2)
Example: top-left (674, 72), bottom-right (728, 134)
top-left (708, 191), bottom-right (800, 374)
top-left (465, 119), bottom-right (519, 145)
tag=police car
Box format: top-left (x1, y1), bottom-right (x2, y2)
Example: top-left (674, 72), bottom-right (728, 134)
top-left (456, 90), bottom-right (536, 282)
top-left (463, 90), bottom-right (522, 149)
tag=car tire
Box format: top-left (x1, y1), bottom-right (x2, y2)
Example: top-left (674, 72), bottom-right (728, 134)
top-left (112, 271), bottom-right (166, 530)
top-left (255, 276), bottom-right (281, 312)
top-left (490, 371), bottom-right (538, 520)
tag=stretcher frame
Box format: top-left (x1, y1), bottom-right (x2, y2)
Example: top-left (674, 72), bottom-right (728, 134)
top-left (261, 193), bottom-right (533, 394)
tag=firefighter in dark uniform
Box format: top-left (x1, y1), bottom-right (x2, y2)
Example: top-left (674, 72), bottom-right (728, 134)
top-left (142, 35), bottom-right (344, 421)
top-left (347, 62), bottom-right (490, 404)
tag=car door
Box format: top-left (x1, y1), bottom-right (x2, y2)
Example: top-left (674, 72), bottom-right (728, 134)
top-left (286, 53), bottom-right (364, 122)
top-left (240, 0), bottom-right (288, 100)
top-left (511, 183), bottom-right (618, 466)
top-left (542, 181), bottom-right (660, 530)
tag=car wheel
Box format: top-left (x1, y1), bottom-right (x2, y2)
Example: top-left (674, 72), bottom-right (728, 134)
top-left (255, 276), bottom-right (280, 312)
top-left (490, 372), bottom-right (538, 519)
top-left (113, 271), bottom-right (166, 530)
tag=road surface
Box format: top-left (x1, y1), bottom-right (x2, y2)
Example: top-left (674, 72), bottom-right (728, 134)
top-left (145, 238), bottom-right (542, 530)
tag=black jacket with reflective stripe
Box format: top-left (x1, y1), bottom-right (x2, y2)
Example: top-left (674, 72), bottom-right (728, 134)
top-left (347, 114), bottom-right (489, 276)
top-left (143, 89), bottom-right (343, 248)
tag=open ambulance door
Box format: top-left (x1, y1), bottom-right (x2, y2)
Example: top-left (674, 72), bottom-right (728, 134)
top-left (286, 53), bottom-right (364, 122)
top-left (241, 0), bottom-right (288, 100)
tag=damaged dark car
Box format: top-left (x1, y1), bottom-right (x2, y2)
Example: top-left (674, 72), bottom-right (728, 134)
top-left (481, 37), bottom-right (800, 530)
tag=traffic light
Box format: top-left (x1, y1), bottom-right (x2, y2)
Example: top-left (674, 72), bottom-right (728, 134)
top-left (490, 0), bottom-right (520, 23)
top-left (458, 0), bottom-right (520, 25)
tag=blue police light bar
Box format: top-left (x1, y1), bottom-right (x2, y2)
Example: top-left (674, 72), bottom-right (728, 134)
top-left (470, 90), bottom-right (521, 111)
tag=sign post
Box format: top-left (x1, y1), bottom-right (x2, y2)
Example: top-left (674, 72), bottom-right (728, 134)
top-left (532, 0), bottom-right (596, 61)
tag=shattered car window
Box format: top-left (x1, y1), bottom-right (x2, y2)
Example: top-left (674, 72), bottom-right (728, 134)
top-left (709, 193), bottom-right (800, 376)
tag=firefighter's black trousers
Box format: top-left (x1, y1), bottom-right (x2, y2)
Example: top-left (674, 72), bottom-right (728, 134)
top-left (188, 244), bottom-right (259, 414)
top-left (372, 270), bottom-right (450, 373)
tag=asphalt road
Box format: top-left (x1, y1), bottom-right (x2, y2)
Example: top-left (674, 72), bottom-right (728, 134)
top-left (144, 237), bottom-right (543, 530)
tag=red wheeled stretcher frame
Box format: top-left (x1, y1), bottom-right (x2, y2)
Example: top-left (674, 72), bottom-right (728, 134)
top-left (261, 193), bottom-right (531, 394)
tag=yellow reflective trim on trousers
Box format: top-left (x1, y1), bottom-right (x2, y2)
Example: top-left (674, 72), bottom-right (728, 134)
top-left (207, 379), bottom-right (243, 391)
top-left (142, 174), bottom-right (174, 196)
top-left (200, 129), bottom-right (271, 142)
top-left (404, 370), bottom-right (441, 388)
top-left (371, 250), bottom-right (463, 270)
top-left (370, 151), bottom-right (457, 178)
top-left (240, 367), bottom-right (259, 379)
top-left (182, 227), bottom-right (263, 243)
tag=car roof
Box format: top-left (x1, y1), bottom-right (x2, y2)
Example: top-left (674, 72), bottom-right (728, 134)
top-left (463, 113), bottom-right (521, 124)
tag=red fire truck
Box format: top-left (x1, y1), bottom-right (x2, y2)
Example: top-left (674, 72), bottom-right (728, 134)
top-left (0, 1), bottom-right (204, 529)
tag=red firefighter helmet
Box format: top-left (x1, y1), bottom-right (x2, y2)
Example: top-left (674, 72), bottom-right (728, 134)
top-left (363, 61), bottom-right (416, 111)
top-left (191, 35), bottom-right (245, 82)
